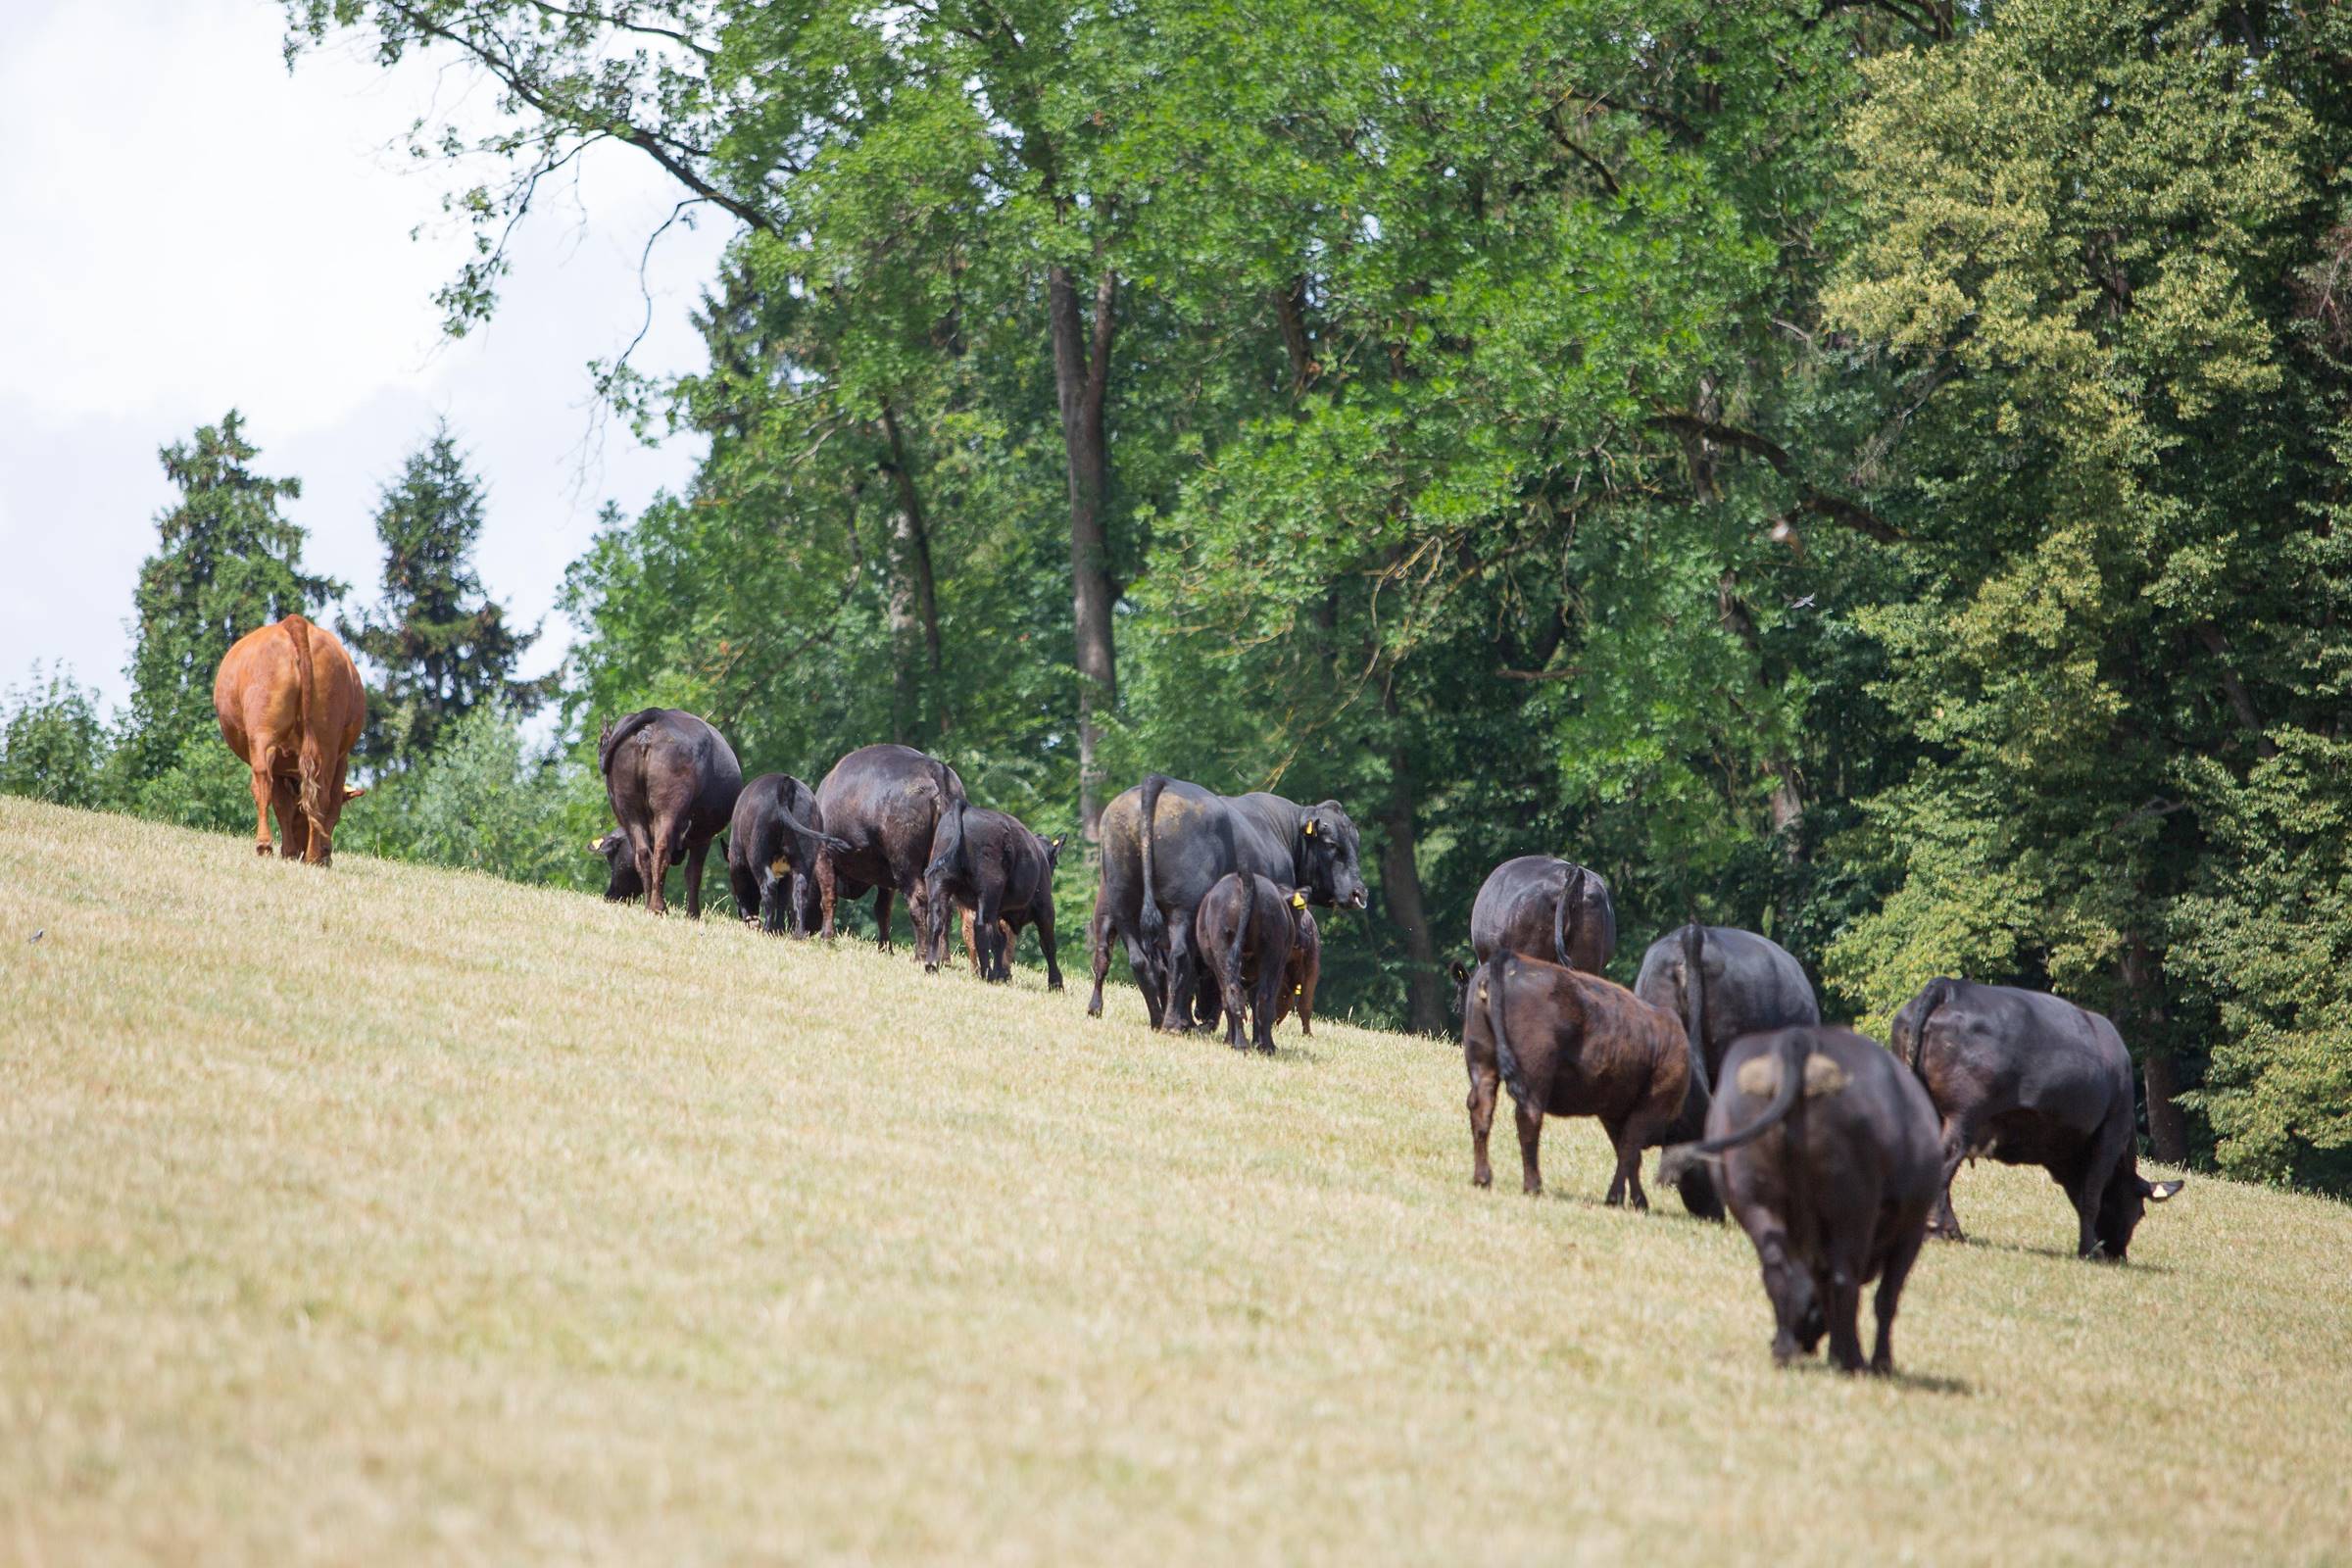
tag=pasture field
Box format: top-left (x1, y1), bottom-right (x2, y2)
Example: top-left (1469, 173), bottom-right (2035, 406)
top-left (2, 796), bottom-right (2348, 1566)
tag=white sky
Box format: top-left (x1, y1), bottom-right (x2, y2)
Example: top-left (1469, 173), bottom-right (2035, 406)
top-left (0, 0), bottom-right (732, 713)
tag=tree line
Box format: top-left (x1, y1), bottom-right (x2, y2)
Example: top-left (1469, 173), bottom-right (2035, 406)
top-left (5, 0), bottom-right (2347, 1194)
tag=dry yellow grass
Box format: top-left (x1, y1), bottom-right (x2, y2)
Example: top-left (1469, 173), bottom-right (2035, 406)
top-left (2, 795), bottom-right (2348, 1565)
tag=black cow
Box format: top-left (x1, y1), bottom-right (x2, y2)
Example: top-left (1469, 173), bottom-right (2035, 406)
top-left (1891, 978), bottom-right (2184, 1261)
top-left (811, 743), bottom-right (967, 953)
top-left (725, 773), bottom-right (848, 935)
top-left (1087, 773), bottom-right (1368, 1031)
top-left (595, 709), bottom-right (743, 917)
top-left (1659, 1026), bottom-right (1942, 1375)
top-left (1635, 924), bottom-right (1821, 1219)
top-left (921, 800), bottom-right (1066, 988)
top-left (1193, 872), bottom-right (1300, 1054)
top-left (1468, 856), bottom-right (1617, 973)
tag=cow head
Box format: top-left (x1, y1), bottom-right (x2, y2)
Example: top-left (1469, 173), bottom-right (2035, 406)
top-left (1295, 802), bottom-right (1368, 912)
top-left (590, 830), bottom-right (644, 902)
top-left (2094, 1164), bottom-right (2185, 1261)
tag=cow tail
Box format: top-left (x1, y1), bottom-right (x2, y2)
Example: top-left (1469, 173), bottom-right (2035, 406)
top-left (1553, 864), bottom-right (1584, 969)
top-left (1223, 882), bottom-right (1254, 1030)
top-left (284, 614), bottom-right (327, 823)
top-left (1138, 774), bottom-right (1171, 948)
top-left (1893, 978), bottom-right (1952, 1074)
top-left (1681, 922), bottom-right (1711, 1097)
top-left (1486, 953), bottom-right (1533, 1110)
top-left (1657, 1034), bottom-right (1808, 1191)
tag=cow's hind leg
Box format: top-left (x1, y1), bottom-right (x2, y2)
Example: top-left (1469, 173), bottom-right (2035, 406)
top-left (270, 772), bottom-right (309, 860)
top-left (729, 859), bottom-right (762, 928)
top-left (639, 822), bottom-right (671, 916)
top-left (1822, 1261), bottom-right (1867, 1375)
top-left (1087, 910), bottom-right (1111, 1015)
top-left (1513, 1096), bottom-right (1545, 1198)
top-left (976, 886), bottom-right (1008, 984)
top-left (246, 766), bottom-right (280, 856)
top-left (1160, 918), bottom-right (1200, 1034)
top-left (1251, 962), bottom-right (1280, 1054)
top-left (1607, 1113), bottom-right (1659, 1211)
top-left (1930, 1113), bottom-right (1972, 1241)
top-left (1466, 1055), bottom-right (1498, 1189)
top-left (1870, 1220), bottom-right (1928, 1376)
top-left (1757, 1231), bottom-right (1812, 1364)
top-left (1033, 903), bottom-right (1063, 991)
top-left (682, 839), bottom-right (711, 919)
top-left (815, 856), bottom-right (840, 939)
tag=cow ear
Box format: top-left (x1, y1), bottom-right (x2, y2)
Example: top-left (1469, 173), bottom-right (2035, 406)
top-left (1449, 960), bottom-right (1469, 985)
top-left (2145, 1178), bottom-right (2184, 1202)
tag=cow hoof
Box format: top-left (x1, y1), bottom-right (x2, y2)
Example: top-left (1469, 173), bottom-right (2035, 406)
top-left (1255, 1043), bottom-right (1275, 1055)
top-left (254, 843), bottom-right (274, 857)
top-left (1473, 1172), bottom-right (1492, 1189)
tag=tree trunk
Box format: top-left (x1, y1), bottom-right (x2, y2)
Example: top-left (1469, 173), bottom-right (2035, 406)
top-left (880, 406), bottom-right (947, 739)
top-left (1714, 569), bottom-right (1805, 858)
top-left (1049, 261), bottom-right (1118, 842)
top-left (2122, 936), bottom-right (2191, 1164)
top-left (1378, 700), bottom-right (1444, 1033)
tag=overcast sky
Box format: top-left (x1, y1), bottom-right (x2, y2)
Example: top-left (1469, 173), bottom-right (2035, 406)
top-left (0, 0), bottom-right (732, 713)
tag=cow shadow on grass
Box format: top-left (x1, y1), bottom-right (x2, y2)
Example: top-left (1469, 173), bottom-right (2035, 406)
top-left (1941, 1236), bottom-right (2177, 1276)
top-left (1777, 1360), bottom-right (1972, 1396)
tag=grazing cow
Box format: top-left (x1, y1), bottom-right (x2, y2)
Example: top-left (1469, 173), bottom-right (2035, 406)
top-left (212, 615), bottom-right (368, 865)
top-left (1635, 924), bottom-right (1821, 1219)
top-left (1659, 1027), bottom-right (1942, 1375)
top-left (1192, 873), bottom-right (1300, 1053)
top-left (1088, 773), bottom-right (1368, 1031)
top-left (1468, 856), bottom-right (1617, 973)
top-left (921, 800), bottom-right (1066, 988)
top-left (1275, 903), bottom-right (1320, 1036)
top-left (812, 743), bottom-right (966, 952)
top-left (597, 709), bottom-right (744, 917)
top-left (726, 773), bottom-right (848, 935)
top-left (1890, 978), bottom-right (2184, 1260)
top-left (1461, 952), bottom-right (1690, 1208)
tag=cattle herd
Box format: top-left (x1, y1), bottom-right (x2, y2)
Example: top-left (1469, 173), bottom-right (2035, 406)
top-left (211, 625), bottom-right (2188, 1382)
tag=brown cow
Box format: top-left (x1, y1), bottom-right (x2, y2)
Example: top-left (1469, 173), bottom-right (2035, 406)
top-left (212, 615), bottom-right (367, 865)
top-left (1461, 951), bottom-right (1690, 1208)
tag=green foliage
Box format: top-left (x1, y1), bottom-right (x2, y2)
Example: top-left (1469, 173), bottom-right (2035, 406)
top-left (120, 411), bottom-right (340, 783)
top-left (0, 666), bottom-right (110, 809)
top-left (119, 726), bottom-right (262, 838)
top-left (338, 704), bottom-right (605, 889)
top-left (341, 423), bottom-right (548, 769)
top-left (281, 0), bottom-right (2352, 1186)
top-left (2169, 738), bottom-right (2352, 1193)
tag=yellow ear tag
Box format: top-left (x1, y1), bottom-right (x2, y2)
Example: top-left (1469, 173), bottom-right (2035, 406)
top-left (1303, 821), bottom-right (1315, 836)
top-left (1291, 892), bottom-right (1307, 910)
top-left (587, 838), bottom-right (606, 855)
top-left (769, 857), bottom-right (790, 876)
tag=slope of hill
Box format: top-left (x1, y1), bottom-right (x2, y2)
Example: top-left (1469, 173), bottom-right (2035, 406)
top-left (3, 797), bottom-right (2347, 1564)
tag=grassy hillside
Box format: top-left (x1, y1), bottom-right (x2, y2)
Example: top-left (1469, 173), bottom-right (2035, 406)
top-left (3, 797), bottom-right (2347, 1565)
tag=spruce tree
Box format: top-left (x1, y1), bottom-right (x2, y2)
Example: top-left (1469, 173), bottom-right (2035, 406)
top-left (341, 422), bottom-right (545, 767)
top-left (120, 411), bottom-right (339, 782)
